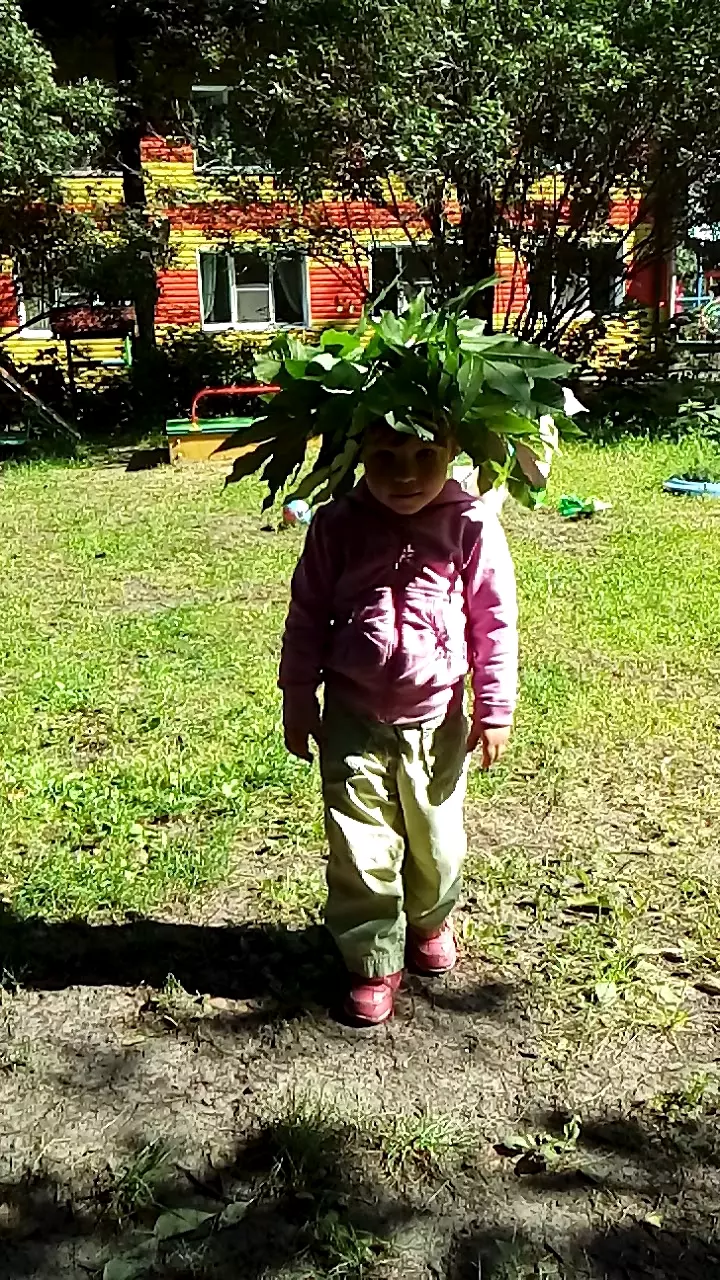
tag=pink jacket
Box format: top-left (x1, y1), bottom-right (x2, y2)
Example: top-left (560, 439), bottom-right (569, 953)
top-left (280, 479), bottom-right (518, 727)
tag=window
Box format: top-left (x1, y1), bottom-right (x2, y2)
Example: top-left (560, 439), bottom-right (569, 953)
top-left (16, 269), bottom-right (78, 337)
top-left (528, 242), bottom-right (624, 320)
top-left (370, 246), bottom-right (436, 314)
top-left (199, 251), bottom-right (307, 328)
top-left (190, 86), bottom-right (264, 173)
top-left (587, 243), bottom-right (624, 313)
top-left (191, 86), bottom-right (232, 173)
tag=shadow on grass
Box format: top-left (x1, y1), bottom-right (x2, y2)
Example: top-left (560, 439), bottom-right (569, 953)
top-left (449, 1222), bottom-right (720, 1279)
top-left (0, 909), bottom-right (524, 1032)
top-left (0, 910), bottom-right (343, 1009)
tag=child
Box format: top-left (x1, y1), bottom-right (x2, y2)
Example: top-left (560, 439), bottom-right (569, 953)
top-left (279, 423), bottom-right (518, 1025)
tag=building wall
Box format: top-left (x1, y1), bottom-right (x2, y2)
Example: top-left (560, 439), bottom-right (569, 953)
top-left (0, 173), bottom-right (127, 377)
top-left (0, 137), bottom-right (665, 379)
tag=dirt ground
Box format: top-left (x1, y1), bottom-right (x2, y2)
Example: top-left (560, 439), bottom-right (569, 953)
top-left (2, 840), bottom-right (720, 1280)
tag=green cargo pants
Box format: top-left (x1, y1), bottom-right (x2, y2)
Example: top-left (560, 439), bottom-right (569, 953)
top-left (320, 699), bottom-right (469, 977)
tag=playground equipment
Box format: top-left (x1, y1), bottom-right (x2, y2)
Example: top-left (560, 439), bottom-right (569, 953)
top-left (166, 384), bottom-right (280, 463)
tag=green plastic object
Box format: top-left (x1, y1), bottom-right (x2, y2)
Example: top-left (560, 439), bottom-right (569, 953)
top-left (0, 429), bottom-right (29, 448)
top-left (165, 415), bottom-right (255, 436)
top-left (557, 494), bottom-right (611, 519)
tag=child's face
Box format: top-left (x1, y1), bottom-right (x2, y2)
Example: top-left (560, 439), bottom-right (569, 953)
top-left (363, 426), bottom-right (455, 515)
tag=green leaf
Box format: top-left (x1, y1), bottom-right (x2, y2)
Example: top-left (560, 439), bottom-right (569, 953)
top-left (261, 434), bottom-right (309, 509)
top-left (446, 277), bottom-right (499, 315)
top-left (312, 436), bottom-right (362, 503)
top-left (240, 286), bottom-right (572, 512)
top-left (254, 357), bottom-right (282, 384)
top-left (456, 355), bottom-right (486, 416)
top-left (319, 328), bottom-right (366, 358)
top-left (154, 1209), bottom-right (216, 1240)
top-left (506, 474), bottom-right (545, 509)
top-left (284, 359), bottom-right (312, 379)
top-left (483, 360), bottom-right (532, 406)
top-left (216, 415), bottom-right (280, 454)
top-left (291, 464), bottom-right (332, 502)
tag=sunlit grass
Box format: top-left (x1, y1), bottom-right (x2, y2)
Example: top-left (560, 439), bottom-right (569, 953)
top-left (0, 438), bottom-right (718, 963)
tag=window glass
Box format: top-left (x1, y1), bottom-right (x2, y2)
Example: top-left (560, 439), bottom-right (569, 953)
top-left (234, 253), bottom-right (271, 322)
top-left (200, 250), bottom-right (307, 327)
top-left (274, 255), bottom-right (305, 324)
top-left (199, 252), bottom-right (232, 325)
top-left (398, 249), bottom-right (434, 305)
top-left (19, 270), bottom-right (56, 332)
top-left (371, 246), bottom-right (436, 314)
top-left (371, 247), bottom-right (401, 314)
top-left (588, 244), bottom-right (623, 313)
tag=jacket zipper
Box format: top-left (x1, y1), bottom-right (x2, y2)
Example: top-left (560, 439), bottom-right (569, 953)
top-left (386, 540), bottom-right (412, 712)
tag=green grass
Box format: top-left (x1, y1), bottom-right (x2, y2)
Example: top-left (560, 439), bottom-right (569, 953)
top-left (107, 1139), bottom-right (171, 1225)
top-left (0, 439), bottom-right (719, 1043)
top-left (0, 459), bottom-right (321, 918)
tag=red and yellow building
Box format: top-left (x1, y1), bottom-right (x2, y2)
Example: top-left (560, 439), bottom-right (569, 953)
top-left (0, 134), bottom-right (670, 389)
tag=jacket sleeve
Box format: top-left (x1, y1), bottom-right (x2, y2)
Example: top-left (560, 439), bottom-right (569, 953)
top-left (278, 506), bottom-right (339, 709)
top-left (463, 511), bottom-right (518, 727)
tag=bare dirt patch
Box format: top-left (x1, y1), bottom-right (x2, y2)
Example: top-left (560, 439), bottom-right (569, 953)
top-left (1, 830), bottom-right (720, 1280)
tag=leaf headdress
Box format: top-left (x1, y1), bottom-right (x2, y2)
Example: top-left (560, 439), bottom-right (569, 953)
top-left (226, 282), bottom-right (581, 509)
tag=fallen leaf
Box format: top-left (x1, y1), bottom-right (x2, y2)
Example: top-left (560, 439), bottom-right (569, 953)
top-left (103, 1262), bottom-right (148, 1280)
top-left (103, 1241), bottom-right (156, 1280)
top-left (594, 981), bottom-right (618, 1006)
top-left (154, 1208), bottom-right (215, 1239)
top-left (219, 1199), bottom-right (252, 1226)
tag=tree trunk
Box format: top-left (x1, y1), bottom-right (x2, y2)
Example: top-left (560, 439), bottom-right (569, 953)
top-left (115, 22), bottom-right (158, 355)
top-left (117, 122), bottom-right (158, 355)
top-left (456, 173), bottom-right (497, 328)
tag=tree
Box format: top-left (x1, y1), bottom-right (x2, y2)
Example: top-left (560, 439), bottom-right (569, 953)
top-left (21, 0), bottom-right (255, 349)
top-left (0, 0), bottom-right (116, 343)
top-left (201, 0), bottom-right (720, 345)
top-left (0, 0), bottom-right (114, 203)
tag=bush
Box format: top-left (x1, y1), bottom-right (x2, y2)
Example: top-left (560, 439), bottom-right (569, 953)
top-left (577, 378), bottom-right (720, 444)
top-left (23, 330), bottom-right (259, 445)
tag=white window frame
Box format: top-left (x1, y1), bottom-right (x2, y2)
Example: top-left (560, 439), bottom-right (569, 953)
top-left (369, 243), bottom-right (436, 315)
top-left (197, 249), bottom-right (310, 331)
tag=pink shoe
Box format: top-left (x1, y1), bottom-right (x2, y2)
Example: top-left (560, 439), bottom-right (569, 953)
top-left (407, 922), bottom-right (457, 975)
top-left (345, 971), bottom-right (403, 1025)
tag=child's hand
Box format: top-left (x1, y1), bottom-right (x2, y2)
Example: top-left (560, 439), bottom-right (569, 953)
top-left (283, 694), bottom-right (322, 763)
top-left (467, 722), bottom-right (511, 769)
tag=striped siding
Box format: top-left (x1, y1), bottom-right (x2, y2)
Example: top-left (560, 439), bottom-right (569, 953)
top-left (61, 175), bottom-right (124, 207)
top-left (156, 269), bottom-right (202, 325)
top-left (494, 250), bottom-right (528, 321)
top-left (0, 136), bottom-right (664, 381)
top-left (1, 336), bottom-right (125, 372)
top-left (609, 189), bottom-right (642, 229)
top-left (0, 272), bottom-right (19, 328)
top-left (141, 139), bottom-right (194, 164)
top-left (309, 261), bottom-right (367, 324)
